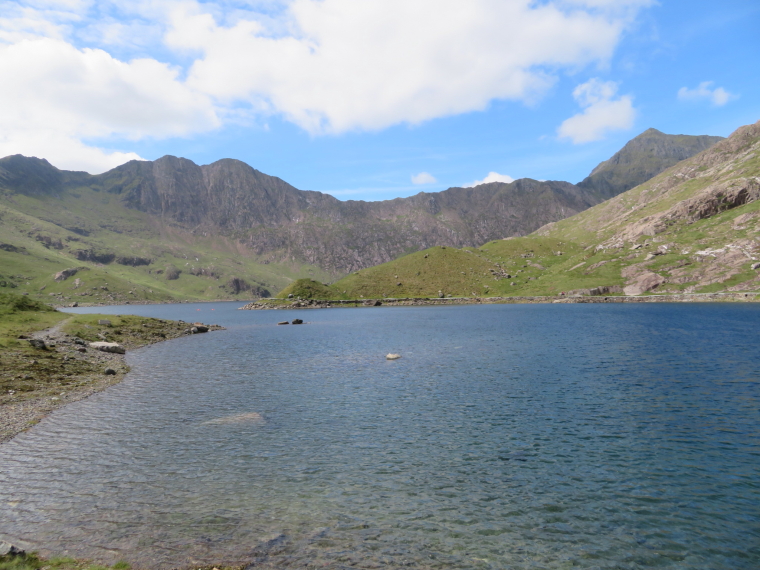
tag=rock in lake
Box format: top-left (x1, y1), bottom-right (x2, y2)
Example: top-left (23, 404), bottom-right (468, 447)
top-left (292, 318), bottom-right (304, 324)
top-left (89, 341), bottom-right (126, 354)
top-left (278, 321), bottom-right (289, 325)
top-left (386, 353), bottom-right (402, 360)
top-left (190, 325), bottom-right (209, 333)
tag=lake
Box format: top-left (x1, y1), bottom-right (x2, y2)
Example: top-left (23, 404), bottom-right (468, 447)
top-left (1, 302), bottom-right (759, 569)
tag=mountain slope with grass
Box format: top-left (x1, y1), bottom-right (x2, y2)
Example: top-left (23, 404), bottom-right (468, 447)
top-left (0, 126), bottom-right (725, 304)
top-left (314, 120), bottom-right (760, 300)
top-left (577, 128), bottom-right (724, 201)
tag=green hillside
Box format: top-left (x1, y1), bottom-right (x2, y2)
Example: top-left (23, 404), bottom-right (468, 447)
top-left (298, 120), bottom-right (760, 300)
top-left (0, 186), bottom-right (332, 306)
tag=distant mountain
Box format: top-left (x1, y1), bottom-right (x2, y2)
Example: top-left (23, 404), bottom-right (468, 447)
top-left (577, 128), bottom-right (724, 201)
top-left (320, 120), bottom-right (760, 300)
top-left (0, 154), bottom-right (598, 274)
top-left (0, 125), bottom-right (728, 304)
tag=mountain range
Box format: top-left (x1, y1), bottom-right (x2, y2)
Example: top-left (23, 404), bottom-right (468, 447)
top-left (0, 127), bottom-right (725, 303)
top-left (307, 120), bottom-right (759, 300)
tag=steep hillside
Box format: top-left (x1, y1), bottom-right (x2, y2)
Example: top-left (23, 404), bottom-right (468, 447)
top-left (0, 154), bottom-right (598, 274)
top-left (0, 125), bottom-right (727, 303)
top-left (0, 187), bottom-right (331, 305)
top-left (535, 120), bottom-right (760, 295)
top-left (577, 128), bottom-right (724, 201)
top-left (321, 120), bottom-right (760, 300)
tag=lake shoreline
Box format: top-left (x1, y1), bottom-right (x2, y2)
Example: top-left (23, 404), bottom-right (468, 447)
top-left (240, 290), bottom-right (760, 309)
top-left (0, 317), bottom-right (223, 445)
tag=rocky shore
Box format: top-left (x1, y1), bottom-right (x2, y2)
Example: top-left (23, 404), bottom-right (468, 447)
top-left (1, 317), bottom-right (224, 444)
top-left (239, 291), bottom-right (760, 310)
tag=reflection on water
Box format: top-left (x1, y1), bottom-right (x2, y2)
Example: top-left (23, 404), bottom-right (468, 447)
top-left (1, 303), bottom-right (759, 569)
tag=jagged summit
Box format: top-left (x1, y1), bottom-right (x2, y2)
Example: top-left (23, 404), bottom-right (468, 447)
top-left (577, 128), bottom-right (724, 201)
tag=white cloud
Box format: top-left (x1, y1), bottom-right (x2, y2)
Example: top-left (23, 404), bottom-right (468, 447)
top-left (411, 172), bottom-right (437, 185)
top-left (463, 172), bottom-right (515, 187)
top-left (677, 81), bottom-right (736, 107)
top-left (0, 0), bottom-right (651, 171)
top-left (557, 78), bottom-right (635, 143)
top-left (0, 36), bottom-right (219, 172)
top-left (169, 0), bottom-right (645, 134)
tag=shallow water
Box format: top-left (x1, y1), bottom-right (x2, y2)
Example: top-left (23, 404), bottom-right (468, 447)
top-left (1, 302), bottom-right (759, 569)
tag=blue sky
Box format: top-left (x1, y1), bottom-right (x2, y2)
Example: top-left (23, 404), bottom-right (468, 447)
top-left (0, 0), bottom-right (758, 201)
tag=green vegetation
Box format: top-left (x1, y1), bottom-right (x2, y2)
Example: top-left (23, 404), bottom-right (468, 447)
top-left (277, 278), bottom-right (337, 299)
top-left (0, 292), bottom-right (199, 440)
top-left (0, 185), bottom-right (332, 307)
top-left (273, 123), bottom-right (760, 301)
top-left (0, 553), bottom-right (131, 570)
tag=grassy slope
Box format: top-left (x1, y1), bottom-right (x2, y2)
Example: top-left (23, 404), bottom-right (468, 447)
top-left (292, 121), bottom-right (760, 300)
top-left (0, 187), bottom-right (332, 305)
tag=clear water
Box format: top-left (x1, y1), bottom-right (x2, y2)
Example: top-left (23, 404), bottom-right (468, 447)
top-left (1, 302), bottom-right (759, 569)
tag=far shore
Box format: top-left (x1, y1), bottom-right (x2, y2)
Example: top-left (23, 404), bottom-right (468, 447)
top-left (240, 290), bottom-right (760, 309)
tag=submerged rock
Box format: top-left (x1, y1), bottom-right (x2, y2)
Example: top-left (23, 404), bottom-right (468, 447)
top-left (386, 353), bottom-right (402, 360)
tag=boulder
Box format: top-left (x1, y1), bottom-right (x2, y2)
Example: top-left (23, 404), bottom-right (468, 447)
top-left (89, 341), bottom-right (126, 354)
top-left (624, 272), bottom-right (666, 296)
top-left (386, 353), bottom-right (402, 360)
top-left (0, 541), bottom-right (25, 556)
top-left (98, 319), bottom-right (112, 326)
top-left (291, 319), bottom-right (304, 325)
top-left (28, 339), bottom-right (47, 349)
top-left (191, 325), bottom-right (209, 333)
top-left (54, 268), bottom-right (79, 282)
top-left (277, 321), bottom-right (289, 325)
top-left (104, 368), bottom-right (117, 375)
top-left (752, 262), bottom-right (760, 270)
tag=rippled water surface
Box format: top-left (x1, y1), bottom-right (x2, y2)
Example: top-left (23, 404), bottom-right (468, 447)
top-left (2, 302), bottom-right (759, 569)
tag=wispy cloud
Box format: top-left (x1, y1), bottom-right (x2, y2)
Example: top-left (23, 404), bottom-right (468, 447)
top-left (557, 78), bottom-right (635, 144)
top-left (677, 81), bottom-right (736, 106)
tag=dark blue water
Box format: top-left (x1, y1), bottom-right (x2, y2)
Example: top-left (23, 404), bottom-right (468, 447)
top-left (1, 302), bottom-right (759, 569)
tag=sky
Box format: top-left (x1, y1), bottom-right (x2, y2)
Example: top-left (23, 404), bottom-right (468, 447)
top-left (0, 0), bottom-right (758, 201)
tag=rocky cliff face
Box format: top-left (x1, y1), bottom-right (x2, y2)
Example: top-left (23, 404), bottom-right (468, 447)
top-left (577, 129), bottom-right (724, 201)
top-left (0, 155), bottom-right (597, 274)
top-left (0, 127), bottom-right (724, 275)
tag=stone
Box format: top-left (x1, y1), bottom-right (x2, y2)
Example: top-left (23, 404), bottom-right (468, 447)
top-left (54, 268), bottom-right (79, 282)
top-left (70, 302), bottom-right (78, 307)
top-left (752, 262), bottom-right (760, 270)
top-left (191, 325), bottom-right (209, 333)
top-left (287, 293), bottom-right (294, 298)
top-left (77, 347), bottom-right (87, 353)
top-left (277, 321), bottom-right (289, 325)
top-left (624, 272), bottom-right (666, 296)
top-left (28, 339), bottom-right (47, 350)
top-left (292, 318), bottom-right (304, 324)
top-left (89, 341), bottom-right (126, 354)
top-left (104, 368), bottom-right (117, 375)
top-left (98, 319), bottom-right (112, 326)
top-left (386, 353), bottom-right (402, 360)
top-left (0, 541), bottom-right (25, 556)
